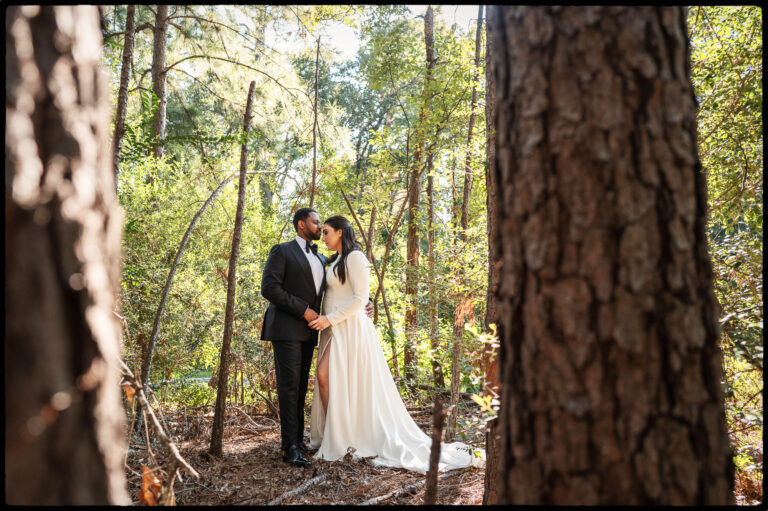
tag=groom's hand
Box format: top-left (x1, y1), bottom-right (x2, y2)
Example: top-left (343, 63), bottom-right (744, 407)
top-left (303, 307), bottom-right (319, 322)
top-left (365, 299), bottom-right (373, 319)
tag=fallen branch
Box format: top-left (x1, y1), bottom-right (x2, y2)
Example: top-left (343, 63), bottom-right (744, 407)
top-left (265, 473), bottom-right (329, 505)
top-left (119, 358), bottom-right (201, 484)
top-left (360, 471), bottom-right (462, 505)
top-left (231, 406), bottom-right (271, 431)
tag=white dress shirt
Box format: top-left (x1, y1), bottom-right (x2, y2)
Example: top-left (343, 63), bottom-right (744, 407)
top-left (295, 236), bottom-right (324, 295)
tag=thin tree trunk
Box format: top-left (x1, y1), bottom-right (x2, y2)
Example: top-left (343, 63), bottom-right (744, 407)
top-left (366, 205), bottom-right (376, 261)
top-left (423, 395), bottom-right (445, 505)
top-left (404, 5), bottom-right (436, 383)
top-left (112, 4), bottom-right (136, 186)
top-left (310, 37), bottom-right (320, 208)
top-left (210, 81), bottom-right (257, 456)
top-left (482, 6), bottom-right (501, 504)
top-left (447, 5), bottom-right (484, 441)
top-left (459, 5), bottom-right (485, 240)
top-left (490, 6), bottom-right (733, 504)
top-left (151, 4), bottom-right (169, 158)
top-left (5, 5), bottom-right (128, 504)
top-left (427, 151), bottom-right (445, 388)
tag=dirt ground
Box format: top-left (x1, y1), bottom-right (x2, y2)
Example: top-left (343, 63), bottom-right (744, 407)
top-left (125, 407), bottom-right (486, 505)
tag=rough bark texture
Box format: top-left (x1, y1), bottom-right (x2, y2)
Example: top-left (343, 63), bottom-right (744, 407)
top-left (5, 5), bottom-right (128, 504)
top-left (151, 5), bottom-right (169, 158)
top-left (482, 8), bottom-right (501, 504)
top-left (489, 6), bottom-right (734, 504)
top-left (111, 4), bottom-right (136, 185)
top-left (403, 6), bottom-right (435, 383)
top-left (210, 81), bottom-right (257, 456)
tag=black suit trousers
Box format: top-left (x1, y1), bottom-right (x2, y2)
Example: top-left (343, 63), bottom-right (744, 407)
top-left (271, 340), bottom-right (315, 451)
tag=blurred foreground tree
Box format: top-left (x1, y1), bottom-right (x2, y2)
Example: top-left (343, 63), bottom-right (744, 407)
top-left (5, 5), bottom-right (128, 504)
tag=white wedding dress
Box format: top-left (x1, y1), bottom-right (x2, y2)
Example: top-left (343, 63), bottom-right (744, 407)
top-left (309, 250), bottom-right (483, 474)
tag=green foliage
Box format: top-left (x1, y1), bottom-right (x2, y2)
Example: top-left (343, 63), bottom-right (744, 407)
top-left (689, 5), bottom-right (763, 483)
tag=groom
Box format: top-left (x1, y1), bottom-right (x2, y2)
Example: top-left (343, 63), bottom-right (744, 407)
top-left (260, 207), bottom-right (371, 467)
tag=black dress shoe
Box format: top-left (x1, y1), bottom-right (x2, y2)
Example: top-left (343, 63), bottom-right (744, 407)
top-left (296, 441), bottom-right (311, 454)
top-left (282, 444), bottom-right (311, 467)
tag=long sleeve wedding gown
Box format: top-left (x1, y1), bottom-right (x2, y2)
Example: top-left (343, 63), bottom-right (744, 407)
top-left (309, 250), bottom-right (483, 474)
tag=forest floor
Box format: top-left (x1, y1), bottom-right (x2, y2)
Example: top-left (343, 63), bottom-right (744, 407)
top-left (125, 403), bottom-right (486, 505)
top-left (124, 400), bottom-right (761, 505)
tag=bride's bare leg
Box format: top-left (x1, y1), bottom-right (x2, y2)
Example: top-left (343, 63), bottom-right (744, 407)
top-left (317, 339), bottom-right (332, 417)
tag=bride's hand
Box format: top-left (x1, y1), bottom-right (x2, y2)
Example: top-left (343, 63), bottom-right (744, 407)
top-left (308, 315), bottom-right (331, 331)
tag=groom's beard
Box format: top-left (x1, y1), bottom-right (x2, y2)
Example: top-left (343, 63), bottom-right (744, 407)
top-left (308, 227), bottom-right (321, 241)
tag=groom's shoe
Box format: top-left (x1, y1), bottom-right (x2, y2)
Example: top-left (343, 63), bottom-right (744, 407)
top-left (283, 444), bottom-right (311, 467)
top-left (296, 441), bottom-right (311, 454)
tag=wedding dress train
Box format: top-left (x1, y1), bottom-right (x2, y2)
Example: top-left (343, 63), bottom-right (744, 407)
top-left (309, 250), bottom-right (483, 474)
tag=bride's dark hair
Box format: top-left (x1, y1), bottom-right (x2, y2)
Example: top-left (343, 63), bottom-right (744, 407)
top-left (324, 215), bottom-right (361, 285)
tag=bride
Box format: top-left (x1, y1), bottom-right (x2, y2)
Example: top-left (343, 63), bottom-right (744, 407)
top-left (307, 215), bottom-right (483, 474)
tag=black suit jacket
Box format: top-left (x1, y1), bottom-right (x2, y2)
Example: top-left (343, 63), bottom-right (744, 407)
top-left (260, 240), bottom-right (327, 342)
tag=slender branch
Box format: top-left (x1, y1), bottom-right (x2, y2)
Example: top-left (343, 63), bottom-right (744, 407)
top-left (360, 471), bottom-right (462, 505)
top-left (119, 359), bottom-right (200, 480)
top-left (164, 54), bottom-right (305, 102)
top-left (231, 406), bottom-right (271, 431)
top-left (333, 176), bottom-right (395, 333)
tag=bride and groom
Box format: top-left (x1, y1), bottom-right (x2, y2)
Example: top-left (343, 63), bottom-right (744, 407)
top-left (260, 207), bottom-right (481, 473)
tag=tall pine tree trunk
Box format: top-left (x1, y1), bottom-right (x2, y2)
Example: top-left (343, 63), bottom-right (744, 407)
top-left (151, 5), bottom-right (169, 158)
top-left (112, 4), bottom-right (136, 186)
top-left (5, 5), bottom-right (128, 504)
top-left (482, 6), bottom-right (501, 503)
top-left (210, 81), bottom-right (256, 456)
top-left (403, 6), bottom-right (436, 383)
top-left (447, 5), bottom-right (484, 441)
top-left (489, 6), bottom-right (733, 504)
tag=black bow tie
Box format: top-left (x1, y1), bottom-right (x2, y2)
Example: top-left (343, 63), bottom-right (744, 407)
top-left (306, 242), bottom-right (318, 255)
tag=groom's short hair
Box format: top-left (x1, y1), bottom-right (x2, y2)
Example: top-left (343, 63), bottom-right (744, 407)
top-left (293, 207), bottom-right (317, 231)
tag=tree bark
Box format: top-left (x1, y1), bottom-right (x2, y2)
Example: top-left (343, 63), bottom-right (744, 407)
top-left (482, 6), bottom-right (501, 504)
top-left (111, 4), bottom-right (136, 187)
top-left (5, 5), bottom-right (128, 504)
top-left (489, 6), bottom-right (733, 504)
top-left (447, 5), bottom-right (485, 441)
top-left (209, 81), bottom-right (257, 456)
top-left (151, 4), bottom-right (169, 158)
top-left (423, 395), bottom-right (445, 505)
top-left (403, 5), bottom-right (436, 383)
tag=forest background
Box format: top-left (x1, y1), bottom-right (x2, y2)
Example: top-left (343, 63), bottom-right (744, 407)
top-left (99, 5), bottom-right (761, 503)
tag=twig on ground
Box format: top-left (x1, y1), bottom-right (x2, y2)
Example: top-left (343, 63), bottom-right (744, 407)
top-left (265, 473), bottom-right (330, 505)
top-left (360, 470), bottom-right (462, 505)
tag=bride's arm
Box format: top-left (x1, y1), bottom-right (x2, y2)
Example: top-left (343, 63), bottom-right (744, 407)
top-left (325, 250), bottom-right (370, 327)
